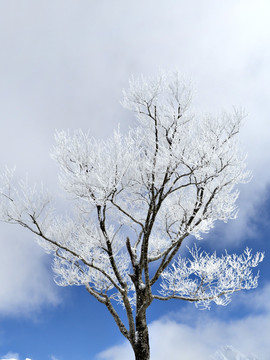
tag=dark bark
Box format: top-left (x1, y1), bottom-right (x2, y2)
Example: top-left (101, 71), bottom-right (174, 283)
top-left (132, 310), bottom-right (150, 360)
top-left (130, 282), bottom-right (152, 360)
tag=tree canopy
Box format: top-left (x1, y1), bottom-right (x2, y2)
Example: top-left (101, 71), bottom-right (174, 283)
top-left (0, 72), bottom-right (263, 360)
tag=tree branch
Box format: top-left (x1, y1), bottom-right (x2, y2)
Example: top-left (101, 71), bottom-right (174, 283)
top-left (86, 284), bottom-right (130, 341)
top-left (110, 199), bottom-right (144, 228)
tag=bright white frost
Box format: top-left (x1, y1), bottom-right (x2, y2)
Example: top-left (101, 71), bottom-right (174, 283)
top-left (0, 167), bottom-right (53, 233)
top-left (0, 72), bottom-right (262, 312)
top-left (52, 128), bottom-right (141, 207)
top-left (160, 246), bottom-right (264, 309)
top-left (211, 345), bottom-right (259, 360)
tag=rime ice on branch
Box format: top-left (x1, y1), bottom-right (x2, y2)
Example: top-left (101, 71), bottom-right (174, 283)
top-left (0, 72), bottom-right (263, 360)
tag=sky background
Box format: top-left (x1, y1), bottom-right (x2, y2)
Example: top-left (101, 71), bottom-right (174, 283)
top-left (0, 1), bottom-right (270, 359)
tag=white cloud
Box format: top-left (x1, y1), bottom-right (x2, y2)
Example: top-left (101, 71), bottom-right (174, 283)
top-left (0, 353), bottom-right (19, 360)
top-left (0, 350), bottom-right (53, 360)
top-left (0, 225), bottom-right (60, 316)
top-left (211, 346), bottom-right (258, 360)
top-left (51, 356), bottom-right (60, 360)
top-left (0, 358), bottom-right (31, 360)
top-left (0, 352), bottom-right (32, 360)
top-left (98, 284), bottom-right (270, 360)
top-left (0, 0), bottom-right (269, 320)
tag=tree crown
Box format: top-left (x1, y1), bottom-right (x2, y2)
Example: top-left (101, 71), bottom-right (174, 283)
top-left (0, 72), bottom-right (262, 316)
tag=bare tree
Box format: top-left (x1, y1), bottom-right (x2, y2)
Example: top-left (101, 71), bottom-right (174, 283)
top-left (0, 72), bottom-right (264, 360)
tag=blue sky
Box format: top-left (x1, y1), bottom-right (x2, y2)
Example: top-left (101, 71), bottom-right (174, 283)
top-left (0, 1), bottom-right (270, 359)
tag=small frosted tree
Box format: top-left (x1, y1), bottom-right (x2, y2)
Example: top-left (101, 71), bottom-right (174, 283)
top-left (0, 73), bottom-right (264, 360)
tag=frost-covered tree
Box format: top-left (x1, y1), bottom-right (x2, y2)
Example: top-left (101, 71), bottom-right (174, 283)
top-left (0, 73), bottom-right (264, 360)
top-left (211, 346), bottom-right (259, 360)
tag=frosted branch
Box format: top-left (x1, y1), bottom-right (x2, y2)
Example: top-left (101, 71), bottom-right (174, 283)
top-left (159, 246), bottom-right (264, 309)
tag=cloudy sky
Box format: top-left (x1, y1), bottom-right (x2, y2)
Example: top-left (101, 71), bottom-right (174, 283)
top-left (0, 1), bottom-right (270, 359)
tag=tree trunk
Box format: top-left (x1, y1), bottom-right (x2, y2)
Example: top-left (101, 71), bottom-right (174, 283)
top-left (133, 310), bottom-right (150, 360)
top-left (130, 266), bottom-right (152, 360)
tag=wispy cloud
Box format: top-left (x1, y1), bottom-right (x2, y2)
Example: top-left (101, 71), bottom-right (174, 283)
top-left (0, 350), bottom-right (56, 360)
top-left (0, 352), bottom-right (19, 360)
top-left (0, 226), bottom-right (60, 316)
top-left (0, 353), bottom-right (19, 360)
top-left (0, 352), bottom-right (32, 360)
top-left (51, 355), bottom-right (60, 360)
